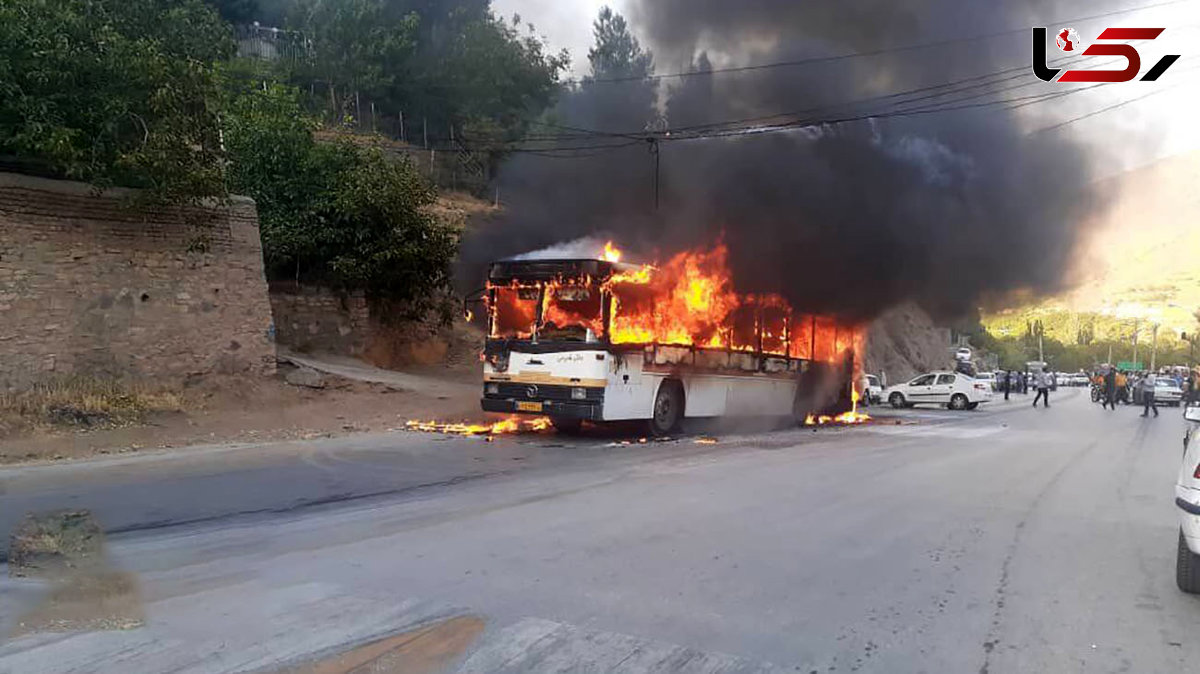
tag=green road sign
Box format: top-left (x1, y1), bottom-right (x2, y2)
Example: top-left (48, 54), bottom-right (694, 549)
top-left (1117, 361), bottom-right (1143, 370)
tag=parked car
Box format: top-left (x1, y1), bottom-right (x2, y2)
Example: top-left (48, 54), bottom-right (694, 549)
top-left (1056, 373), bottom-right (1072, 388)
top-left (954, 347), bottom-right (972, 362)
top-left (1158, 378), bottom-right (1185, 406)
top-left (885, 371), bottom-right (993, 411)
top-left (861, 374), bottom-right (883, 404)
top-left (1175, 402), bottom-right (1200, 592)
top-left (1070, 373), bottom-right (1090, 387)
top-left (1132, 377), bottom-right (1185, 406)
top-left (976, 371), bottom-right (998, 392)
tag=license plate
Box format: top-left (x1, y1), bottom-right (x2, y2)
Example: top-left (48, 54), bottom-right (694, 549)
top-left (516, 401), bottom-right (543, 413)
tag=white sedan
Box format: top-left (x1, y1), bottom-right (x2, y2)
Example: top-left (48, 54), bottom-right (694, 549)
top-left (885, 371), bottom-right (993, 411)
top-left (1176, 403), bottom-right (1200, 592)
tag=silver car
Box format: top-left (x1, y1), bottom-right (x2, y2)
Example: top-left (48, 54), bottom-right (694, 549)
top-left (1158, 379), bottom-right (1185, 406)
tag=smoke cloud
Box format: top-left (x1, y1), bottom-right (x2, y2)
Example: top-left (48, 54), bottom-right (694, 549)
top-left (461, 0), bottom-right (1116, 322)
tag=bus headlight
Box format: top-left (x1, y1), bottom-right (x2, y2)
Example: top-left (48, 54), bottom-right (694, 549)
top-left (486, 383), bottom-right (499, 395)
top-left (571, 387), bottom-right (587, 400)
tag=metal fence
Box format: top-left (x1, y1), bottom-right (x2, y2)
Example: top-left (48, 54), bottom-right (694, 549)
top-left (234, 24), bottom-right (309, 64)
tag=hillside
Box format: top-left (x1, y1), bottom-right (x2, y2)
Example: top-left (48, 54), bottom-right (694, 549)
top-left (983, 150), bottom-right (1200, 346)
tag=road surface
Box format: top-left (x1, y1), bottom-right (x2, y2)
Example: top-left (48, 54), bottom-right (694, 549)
top-left (1, 389), bottom-right (1197, 673)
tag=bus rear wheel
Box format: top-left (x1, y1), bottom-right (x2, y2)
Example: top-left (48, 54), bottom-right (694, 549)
top-left (648, 381), bottom-right (683, 437)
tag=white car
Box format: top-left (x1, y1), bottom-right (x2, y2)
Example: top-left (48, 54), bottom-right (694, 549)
top-left (976, 371), bottom-right (998, 392)
top-left (885, 371), bottom-right (993, 411)
top-left (861, 374), bottom-right (883, 404)
top-left (1176, 402), bottom-right (1200, 592)
top-left (1070, 373), bottom-right (1090, 387)
top-left (1158, 379), bottom-right (1185, 406)
top-left (954, 347), bottom-right (972, 362)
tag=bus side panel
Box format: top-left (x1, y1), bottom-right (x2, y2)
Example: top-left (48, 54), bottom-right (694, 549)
top-left (602, 353), bottom-right (660, 421)
top-left (724, 376), bottom-right (797, 417)
top-left (682, 377), bottom-right (728, 417)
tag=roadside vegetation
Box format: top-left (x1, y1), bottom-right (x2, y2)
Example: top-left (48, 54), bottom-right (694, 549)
top-left (972, 308), bottom-right (1200, 371)
top-left (0, 378), bottom-right (184, 438)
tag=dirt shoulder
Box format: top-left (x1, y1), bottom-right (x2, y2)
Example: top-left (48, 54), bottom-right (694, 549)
top-left (0, 359), bottom-right (483, 467)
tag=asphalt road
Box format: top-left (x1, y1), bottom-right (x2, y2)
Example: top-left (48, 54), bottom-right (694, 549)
top-left (2, 388), bottom-right (1198, 673)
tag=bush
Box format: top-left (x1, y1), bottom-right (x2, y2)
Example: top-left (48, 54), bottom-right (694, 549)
top-left (223, 82), bottom-right (459, 316)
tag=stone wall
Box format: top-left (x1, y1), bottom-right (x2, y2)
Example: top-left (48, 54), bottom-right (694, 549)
top-left (268, 284), bottom-right (371, 356)
top-left (0, 172), bottom-right (275, 391)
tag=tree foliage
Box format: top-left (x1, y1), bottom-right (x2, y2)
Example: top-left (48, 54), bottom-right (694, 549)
top-left (222, 81), bottom-right (458, 314)
top-left (586, 6), bottom-right (653, 81)
top-left (0, 0), bottom-right (232, 201)
top-left (283, 1), bottom-right (568, 144)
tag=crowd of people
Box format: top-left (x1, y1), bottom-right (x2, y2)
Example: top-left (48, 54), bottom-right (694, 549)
top-left (992, 366), bottom-right (1200, 416)
top-left (1088, 365), bottom-right (1200, 418)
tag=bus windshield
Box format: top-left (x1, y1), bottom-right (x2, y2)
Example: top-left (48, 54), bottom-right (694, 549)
top-left (490, 283), bottom-right (604, 342)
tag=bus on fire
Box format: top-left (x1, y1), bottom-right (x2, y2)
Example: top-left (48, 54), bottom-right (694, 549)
top-left (477, 246), bottom-right (863, 435)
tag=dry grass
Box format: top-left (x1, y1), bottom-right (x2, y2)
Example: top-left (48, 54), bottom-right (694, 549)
top-left (0, 378), bottom-right (184, 437)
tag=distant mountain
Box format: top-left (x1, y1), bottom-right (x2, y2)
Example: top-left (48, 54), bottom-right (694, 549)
top-left (984, 150), bottom-right (1200, 343)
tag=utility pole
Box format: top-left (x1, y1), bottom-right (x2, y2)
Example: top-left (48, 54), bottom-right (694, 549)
top-left (1132, 318), bottom-right (1140, 368)
top-left (1107, 343), bottom-right (1113, 366)
top-left (1038, 331), bottom-right (1044, 363)
top-left (1151, 323), bottom-right (1159, 371)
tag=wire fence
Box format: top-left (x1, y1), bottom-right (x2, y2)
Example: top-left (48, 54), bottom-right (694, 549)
top-left (234, 25), bottom-right (493, 195)
top-left (234, 24), bottom-right (309, 64)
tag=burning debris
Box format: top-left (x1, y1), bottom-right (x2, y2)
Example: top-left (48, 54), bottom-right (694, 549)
top-left (404, 416), bottom-right (552, 437)
top-left (805, 390), bottom-right (871, 426)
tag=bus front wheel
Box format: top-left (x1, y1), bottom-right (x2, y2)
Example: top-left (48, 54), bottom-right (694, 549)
top-left (648, 380), bottom-right (684, 437)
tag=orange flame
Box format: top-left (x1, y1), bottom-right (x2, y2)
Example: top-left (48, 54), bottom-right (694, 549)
top-left (405, 416), bottom-right (552, 436)
top-left (805, 389), bottom-right (871, 426)
top-left (487, 242), bottom-right (864, 366)
top-left (602, 241), bottom-right (622, 263)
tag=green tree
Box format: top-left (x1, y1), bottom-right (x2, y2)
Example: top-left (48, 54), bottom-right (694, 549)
top-left (283, 2), bottom-right (566, 151)
top-left (206, 0), bottom-right (259, 23)
top-left (586, 6), bottom-right (653, 80)
top-left (289, 0), bottom-right (419, 125)
top-left (0, 0), bottom-right (232, 202)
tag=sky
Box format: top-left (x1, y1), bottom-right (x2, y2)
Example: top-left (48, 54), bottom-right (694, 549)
top-left (492, 0), bottom-right (1200, 170)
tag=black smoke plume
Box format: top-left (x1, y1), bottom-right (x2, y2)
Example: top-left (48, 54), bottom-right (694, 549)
top-left (461, 0), bottom-right (1116, 322)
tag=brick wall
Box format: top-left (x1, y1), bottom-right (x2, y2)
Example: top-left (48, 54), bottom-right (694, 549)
top-left (0, 172), bottom-right (275, 391)
top-left (268, 284), bottom-right (371, 355)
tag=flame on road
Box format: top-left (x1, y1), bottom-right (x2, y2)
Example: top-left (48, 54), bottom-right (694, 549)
top-left (805, 390), bottom-right (872, 426)
top-left (405, 416), bottom-right (552, 436)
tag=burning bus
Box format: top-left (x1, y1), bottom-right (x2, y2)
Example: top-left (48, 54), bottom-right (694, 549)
top-left (478, 243), bottom-right (865, 435)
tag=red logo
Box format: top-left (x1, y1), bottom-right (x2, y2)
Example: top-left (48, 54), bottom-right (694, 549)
top-left (1033, 27), bottom-right (1180, 83)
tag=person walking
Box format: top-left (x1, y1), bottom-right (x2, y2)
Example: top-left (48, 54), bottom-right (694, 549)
top-left (1140, 371), bottom-right (1159, 417)
top-left (1115, 369), bottom-right (1128, 404)
top-left (1102, 367), bottom-right (1117, 410)
top-left (1033, 369), bottom-right (1052, 408)
top-left (1002, 370), bottom-right (1011, 401)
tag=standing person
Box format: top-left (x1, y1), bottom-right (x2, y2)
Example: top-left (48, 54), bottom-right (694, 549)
top-left (1021, 371), bottom-right (1029, 394)
top-left (1140, 371), bottom-right (1159, 418)
top-left (1102, 367), bottom-right (1117, 410)
top-left (1033, 369), bottom-right (1052, 408)
top-left (1115, 369), bottom-right (1128, 404)
top-left (1003, 370), bottom-right (1011, 401)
